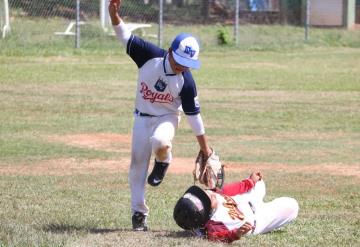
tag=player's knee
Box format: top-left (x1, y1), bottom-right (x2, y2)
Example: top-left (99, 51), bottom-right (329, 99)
top-left (151, 136), bottom-right (172, 151)
top-left (287, 198), bottom-right (299, 220)
top-left (151, 137), bottom-right (172, 161)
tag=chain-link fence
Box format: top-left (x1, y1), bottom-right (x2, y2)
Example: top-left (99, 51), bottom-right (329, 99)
top-left (1, 0), bottom-right (358, 50)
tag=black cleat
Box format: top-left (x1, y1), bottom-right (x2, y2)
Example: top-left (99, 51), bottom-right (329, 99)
top-left (147, 160), bottom-right (169, 186)
top-left (132, 211), bottom-right (148, 231)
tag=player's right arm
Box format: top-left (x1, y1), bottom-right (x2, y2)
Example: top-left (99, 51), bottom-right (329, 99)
top-left (109, 0), bottom-right (131, 46)
top-left (108, 0), bottom-right (164, 68)
top-left (109, 0), bottom-right (121, 25)
top-left (205, 220), bottom-right (239, 243)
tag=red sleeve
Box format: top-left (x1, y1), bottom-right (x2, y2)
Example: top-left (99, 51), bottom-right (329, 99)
top-left (205, 220), bottom-right (240, 243)
top-left (220, 178), bottom-right (255, 196)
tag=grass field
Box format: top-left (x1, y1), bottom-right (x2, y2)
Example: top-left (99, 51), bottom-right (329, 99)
top-left (1, 23), bottom-right (360, 246)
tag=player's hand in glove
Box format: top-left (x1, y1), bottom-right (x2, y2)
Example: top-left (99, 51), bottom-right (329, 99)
top-left (193, 148), bottom-right (224, 189)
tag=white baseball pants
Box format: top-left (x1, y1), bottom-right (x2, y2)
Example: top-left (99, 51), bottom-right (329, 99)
top-left (129, 113), bottom-right (180, 215)
top-left (243, 180), bottom-right (299, 235)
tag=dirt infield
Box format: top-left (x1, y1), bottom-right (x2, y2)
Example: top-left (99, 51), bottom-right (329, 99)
top-left (1, 157), bottom-right (359, 178)
top-left (0, 133), bottom-right (359, 178)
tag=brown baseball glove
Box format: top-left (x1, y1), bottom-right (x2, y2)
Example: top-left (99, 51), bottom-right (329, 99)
top-left (193, 148), bottom-right (224, 189)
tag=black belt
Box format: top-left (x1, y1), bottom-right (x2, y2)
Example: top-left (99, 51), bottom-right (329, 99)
top-left (134, 109), bottom-right (156, 117)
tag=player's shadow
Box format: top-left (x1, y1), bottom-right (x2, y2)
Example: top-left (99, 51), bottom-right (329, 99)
top-left (154, 230), bottom-right (197, 239)
top-left (41, 223), bottom-right (132, 234)
top-left (42, 223), bottom-right (193, 238)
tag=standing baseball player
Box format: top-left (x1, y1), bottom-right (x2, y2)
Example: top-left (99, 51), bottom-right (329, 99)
top-left (109, 0), bottom-right (218, 231)
top-left (173, 171), bottom-right (299, 243)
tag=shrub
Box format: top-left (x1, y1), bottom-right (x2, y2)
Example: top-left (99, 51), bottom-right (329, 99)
top-left (217, 27), bottom-right (231, 45)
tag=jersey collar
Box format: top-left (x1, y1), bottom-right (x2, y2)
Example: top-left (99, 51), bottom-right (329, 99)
top-left (163, 53), bottom-right (176, 76)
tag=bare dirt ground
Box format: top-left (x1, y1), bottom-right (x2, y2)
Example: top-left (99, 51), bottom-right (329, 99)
top-left (0, 133), bottom-right (359, 178)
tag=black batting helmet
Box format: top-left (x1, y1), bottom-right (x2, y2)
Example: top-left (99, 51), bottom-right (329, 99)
top-left (173, 186), bottom-right (211, 230)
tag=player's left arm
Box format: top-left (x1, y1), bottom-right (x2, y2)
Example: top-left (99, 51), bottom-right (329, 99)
top-left (220, 179), bottom-right (255, 196)
top-left (220, 171), bottom-right (262, 196)
top-left (180, 71), bottom-right (212, 156)
top-left (195, 133), bottom-right (212, 157)
top-left (186, 114), bottom-right (212, 156)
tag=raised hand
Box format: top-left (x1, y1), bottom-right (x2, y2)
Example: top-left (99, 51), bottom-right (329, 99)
top-left (249, 171), bottom-right (262, 183)
top-left (109, 0), bottom-right (121, 25)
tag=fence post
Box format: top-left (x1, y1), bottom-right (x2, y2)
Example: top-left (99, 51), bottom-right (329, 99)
top-left (100, 0), bottom-right (108, 32)
top-left (75, 0), bottom-right (81, 48)
top-left (158, 0), bottom-right (163, 48)
top-left (2, 0), bottom-right (10, 38)
top-left (234, 0), bottom-right (239, 46)
top-left (304, 0), bottom-right (310, 41)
